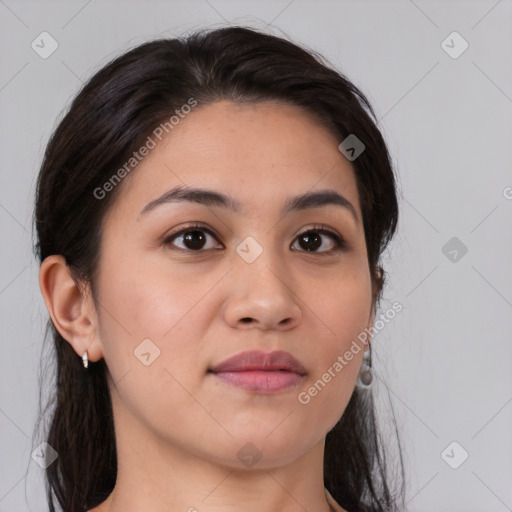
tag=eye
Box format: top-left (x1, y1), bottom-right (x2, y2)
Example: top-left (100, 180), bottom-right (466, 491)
top-left (163, 223), bottom-right (346, 254)
top-left (163, 224), bottom-right (223, 252)
top-left (291, 225), bottom-right (346, 254)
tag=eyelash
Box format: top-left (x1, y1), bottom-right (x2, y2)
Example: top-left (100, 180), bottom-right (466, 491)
top-left (163, 223), bottom-right (347, 255)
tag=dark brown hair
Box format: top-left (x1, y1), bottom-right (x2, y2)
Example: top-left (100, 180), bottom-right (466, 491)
top-left (33, 26), bottom-right (404, 512)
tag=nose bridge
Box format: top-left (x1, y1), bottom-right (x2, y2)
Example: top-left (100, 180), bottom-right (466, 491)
top-left (223, 233), bottom-right (302, 330)
top-left (234, 233), bottom-right (288, 290)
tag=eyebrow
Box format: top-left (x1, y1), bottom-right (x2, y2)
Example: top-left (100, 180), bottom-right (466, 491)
top-left (138, 185), bottom-right (359, 224)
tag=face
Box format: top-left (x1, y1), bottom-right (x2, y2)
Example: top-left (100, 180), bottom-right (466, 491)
top-left (93, 100), bottom-right (374, 469)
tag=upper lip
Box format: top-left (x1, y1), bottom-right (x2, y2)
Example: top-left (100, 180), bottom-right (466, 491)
top-left (209, 350), bottom-right (307, 375)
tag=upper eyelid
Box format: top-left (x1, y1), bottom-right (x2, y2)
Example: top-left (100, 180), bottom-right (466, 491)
top-left (165, 224), bottom-right (220, 242)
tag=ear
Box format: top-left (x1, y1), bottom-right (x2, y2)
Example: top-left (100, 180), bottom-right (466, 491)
top-left (364, 306), bottom-right (375, 354)
top-left (365, 265), bottom-right (382, 353)
top-left (38, 255), bottom-right (104, 363)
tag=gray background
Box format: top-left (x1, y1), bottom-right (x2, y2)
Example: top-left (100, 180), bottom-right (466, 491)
top-left (1, 1), bottom-right (511, 510)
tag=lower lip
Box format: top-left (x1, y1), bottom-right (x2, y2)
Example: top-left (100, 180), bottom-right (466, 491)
top-left (211, 370), bottom-right (304, 393)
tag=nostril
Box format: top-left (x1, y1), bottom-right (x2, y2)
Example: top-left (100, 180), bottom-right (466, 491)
top-left (240, 318), bottom-right (252, 323)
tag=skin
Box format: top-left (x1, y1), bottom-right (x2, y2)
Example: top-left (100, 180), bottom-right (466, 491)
top-left (39, 100), bottom-right (376, 512)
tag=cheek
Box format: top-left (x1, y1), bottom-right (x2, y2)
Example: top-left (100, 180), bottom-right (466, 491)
top-left (94, 256), bottom-right (212, 437)
top-left (319, 260), bottom-right (373, 348)
top-left (93, 253), bottom-right (205, 384)
top-left (96, 251), bottom-right (219, 341)
top-left (299, 265), bottom-right (371, 421)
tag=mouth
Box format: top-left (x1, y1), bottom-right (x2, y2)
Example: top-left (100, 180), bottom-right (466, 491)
top-left (208, 349), bottom-right (307, 394)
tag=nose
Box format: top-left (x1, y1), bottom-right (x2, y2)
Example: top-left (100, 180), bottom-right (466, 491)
top-left (223, 247), bottom-right (302, 331)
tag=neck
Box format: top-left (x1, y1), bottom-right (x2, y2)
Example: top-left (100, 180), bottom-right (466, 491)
top-left (98, 408), bottom-right (341, 512)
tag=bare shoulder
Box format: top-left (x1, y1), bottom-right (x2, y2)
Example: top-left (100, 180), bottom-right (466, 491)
top-left (324, 488), bottom-right (348, 512)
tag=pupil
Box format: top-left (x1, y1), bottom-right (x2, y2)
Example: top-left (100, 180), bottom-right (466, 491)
top-left (301, 232), bottom-right (321, 251)
top-left (184, 230), bottom-right (206, 250)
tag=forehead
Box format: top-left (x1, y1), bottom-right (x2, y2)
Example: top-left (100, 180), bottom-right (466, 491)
top-left (106, 100), bottom-right (362, 223)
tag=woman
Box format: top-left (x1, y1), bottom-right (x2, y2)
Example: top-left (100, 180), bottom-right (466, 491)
top-left (34, 26), bottom-right (404, 512)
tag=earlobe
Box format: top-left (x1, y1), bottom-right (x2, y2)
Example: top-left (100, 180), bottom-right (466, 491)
top-left (38, 255), bottom-right (104, 363)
